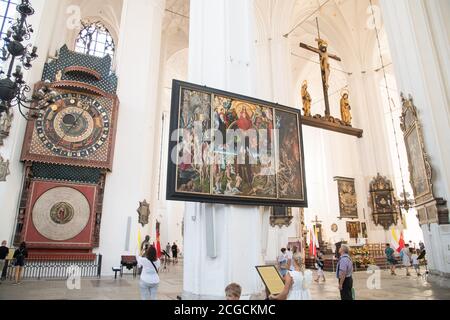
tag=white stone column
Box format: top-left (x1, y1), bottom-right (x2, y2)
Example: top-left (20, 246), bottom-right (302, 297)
top-left (380, 0), bottom-right (450, 203)
top-left (252, 0), bottom-right (300, 263)
top-left (183, 0), bottom-right (266, 299)
top-left (380, 0), bottom-right (450, 279)
top-left (99, 0), bottom-right (165, 274)
top-left (0, 0), bottom-right (63, 245)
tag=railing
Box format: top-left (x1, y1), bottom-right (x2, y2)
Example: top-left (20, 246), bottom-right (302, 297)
top-left (5, 255), bottom-right (102, 280)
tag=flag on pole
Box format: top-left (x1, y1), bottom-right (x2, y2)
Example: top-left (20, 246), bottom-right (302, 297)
top-left (137, 228), bottom-right (142, 254)
top-left (314, 225), bottom-right (320, 249)
top-left (156, 221), bottom-right (162, 258)
top-left (396, 231), bottom-right (405, 253)
top-left (309, 229), bottom-right (317, 257)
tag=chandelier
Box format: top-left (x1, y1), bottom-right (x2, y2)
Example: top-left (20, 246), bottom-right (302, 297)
top-left (0, 0), bottom-right (58, 120)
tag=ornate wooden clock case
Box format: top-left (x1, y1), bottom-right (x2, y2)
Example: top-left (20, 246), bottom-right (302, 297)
top-left (15, 45), bottom-right (119, 258)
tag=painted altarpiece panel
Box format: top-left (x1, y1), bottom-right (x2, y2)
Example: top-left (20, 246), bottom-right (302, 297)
top-left (166, 80), bottom-right (307, 207)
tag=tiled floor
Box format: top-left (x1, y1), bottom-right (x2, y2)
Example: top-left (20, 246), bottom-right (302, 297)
top-left (1, 264), bottom-right (449, 300)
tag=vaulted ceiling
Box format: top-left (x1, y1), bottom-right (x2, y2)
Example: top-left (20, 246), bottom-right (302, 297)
top-left (163, 0), bottom-right (190, 35)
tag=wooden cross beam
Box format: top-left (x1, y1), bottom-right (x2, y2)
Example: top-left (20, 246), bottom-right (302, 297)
top-left (300, 39), bottom-right (341, 118)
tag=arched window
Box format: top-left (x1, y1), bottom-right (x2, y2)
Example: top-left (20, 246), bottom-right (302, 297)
top-left (0, 0), bottom-right (19, 46)
top-left (75, 20), bottom-right (115, 59)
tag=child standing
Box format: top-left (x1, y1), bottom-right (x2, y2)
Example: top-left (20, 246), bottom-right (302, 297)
top-left (411, 248), bottom-right (421, 276)
top-left (314, 252), bottom-right (326, 283)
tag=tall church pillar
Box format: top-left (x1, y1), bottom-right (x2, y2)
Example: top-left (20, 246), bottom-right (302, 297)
top-left (380, 0), bottom-right (450, 280)
top-left (99, 0), bottom-right (166, 274)
top-left (255, 35), bottom-right (298, 262)
top-left (0, 0), bottom-right (64, 245)
top-left (183, 0), bottom-right (265, 299)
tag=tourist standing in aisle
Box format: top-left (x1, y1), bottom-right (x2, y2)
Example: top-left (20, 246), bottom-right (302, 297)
top-left (411, 249), bottom-right (421, 276)
top-left (171, 242), bottom-right (178, 264)
top-left (0, 241), bottom-right (9, 283)
top-left (166, 243), bottom-right (171, 257)
top-left (336, 244), bottom-right (353, 300)
top-left (315, 251), bottom-right (326, 283)
top-left (278, 248), bottom-right (288, 277)
top-left (137, 246), bottom-right (160, 300)
top-left (141, 235), bottom-right (150, 251)
top-left (13, 242), bottom-right (28, 285)
top-left (400, 244), bottom-right (412, 276)
top-left (385, 243), bottom-right (397, 275)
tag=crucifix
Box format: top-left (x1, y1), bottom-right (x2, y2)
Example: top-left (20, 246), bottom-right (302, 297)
top-left (311, 215), bottom-right (323, 247)
top-left (299, 18), bottom-right (341, 118)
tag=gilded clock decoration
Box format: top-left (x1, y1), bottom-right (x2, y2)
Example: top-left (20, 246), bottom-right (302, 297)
top-left (50, 202), bottom-right (75, 225)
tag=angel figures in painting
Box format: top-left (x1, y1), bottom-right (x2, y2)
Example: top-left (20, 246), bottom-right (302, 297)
top-left (301, 81), bottom-right (312, 117)
top-left (340, 91), bottom-right (352, 126)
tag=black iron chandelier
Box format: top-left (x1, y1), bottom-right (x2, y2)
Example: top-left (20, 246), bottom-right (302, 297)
top-left (0, 0), bottom-right (58, 120)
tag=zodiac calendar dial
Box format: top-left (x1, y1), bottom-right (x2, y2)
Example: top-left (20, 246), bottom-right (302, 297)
top-left (35, 93), bottom-right (110, 158)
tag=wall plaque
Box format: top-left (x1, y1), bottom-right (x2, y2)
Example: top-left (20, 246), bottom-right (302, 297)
top-left (334, 177), bottom-right (358, 218)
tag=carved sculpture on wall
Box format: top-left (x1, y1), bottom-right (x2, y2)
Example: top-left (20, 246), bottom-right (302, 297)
top-left (301, 80), bottom-right (312, 117)
top-left (331, 223), bottom-right (338, 232)
top-left (369, 173), bottom-right (400, 230)
top-left (340, 90), bottom-right (352, 126)
top-left (137, 200), bottom-right (150, 227)
top-left (346, 221), bottom-right (360, 239)
top-left (400, 94), bottom-right (433, 202)
top-left (400, 93), bottom-right (448, 225)
top-left (270, 207), bottom-right (293, 228)
top-left (0, 155), bottom-right (10, 182)
top-left (334, 177), bottom-right (358, 219)
top-left (0, 111), bottom-right (13, 146)
top-left (361, 222), bottom-right (368, 238)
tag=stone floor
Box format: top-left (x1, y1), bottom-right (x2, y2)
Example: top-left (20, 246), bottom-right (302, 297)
top-left (1, 263), bottom-right (449, 300)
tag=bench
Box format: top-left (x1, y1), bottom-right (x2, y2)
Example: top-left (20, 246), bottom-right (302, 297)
top-left (120, 256), bottom-right (138, 278)
top-left (112, 267), bottom-right (121, 279)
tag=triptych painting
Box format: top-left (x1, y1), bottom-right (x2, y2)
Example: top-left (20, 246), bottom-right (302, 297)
top-left (166, 80), bottom-right (307, 207)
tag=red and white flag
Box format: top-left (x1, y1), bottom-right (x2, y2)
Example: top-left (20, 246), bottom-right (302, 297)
top-left (396, 231), bottom-right (405, 253)
top-left (309, 229), bottom-right (317, 257)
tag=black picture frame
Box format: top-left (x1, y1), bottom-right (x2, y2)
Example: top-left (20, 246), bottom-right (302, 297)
top-left (166, 79), bottom-right (308, 208)
top-left (255, 265), bottom-right (286, 295)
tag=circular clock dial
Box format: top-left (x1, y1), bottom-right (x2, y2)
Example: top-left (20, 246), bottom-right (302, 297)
top-left (32, 187), bottom-right (90, 241)
top-left (35, 93), bottom-right (110, 158)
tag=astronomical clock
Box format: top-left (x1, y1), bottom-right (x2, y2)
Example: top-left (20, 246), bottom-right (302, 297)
top-left (16, 45), bottom-right (119, 258)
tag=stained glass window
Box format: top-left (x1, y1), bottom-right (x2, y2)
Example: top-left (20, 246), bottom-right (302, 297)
top-left (75, 20), bottom-right (115, 59)
top-left (0, 0), bottom-right (19, 46)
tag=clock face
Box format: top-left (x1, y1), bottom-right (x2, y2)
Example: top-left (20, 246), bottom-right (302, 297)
top-left (35, 93), bottom-right (110, 159)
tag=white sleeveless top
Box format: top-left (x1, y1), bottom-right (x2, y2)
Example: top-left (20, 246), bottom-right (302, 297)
top-left (287, 270), bottom-right (313, 300)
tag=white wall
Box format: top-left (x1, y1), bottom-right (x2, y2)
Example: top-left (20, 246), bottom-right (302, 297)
top-left (380, 0), bottom-right (450, 276)
top-left (0, 0), bottom-right (64, 246)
